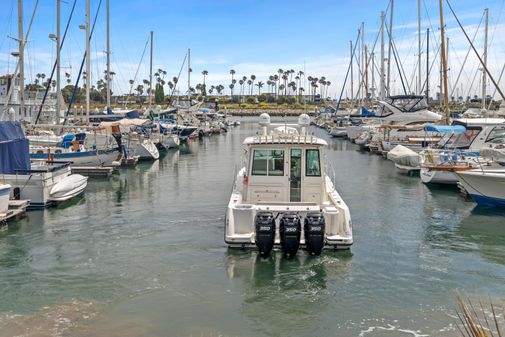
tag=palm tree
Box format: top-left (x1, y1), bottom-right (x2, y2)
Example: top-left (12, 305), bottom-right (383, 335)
top-left (256, 81), bottom-right (264, 95)
top-left (250, 75), bottom-right (256, 95)
top-left (282, 73), bottom-right (289, 95)
top-left (229, 69), bottom-right (236, 97)
top-left (239, 79), bottom-right (245, 99)
top-left (202, 70), bottom-right (208, 87)
top-left (247, 79), bottom-right (253, 97)
top-left (273, 75), bottom-right (279, 97)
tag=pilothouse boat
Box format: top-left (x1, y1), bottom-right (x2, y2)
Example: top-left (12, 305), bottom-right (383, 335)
top-left (225, 114), bottom-right (353, 257)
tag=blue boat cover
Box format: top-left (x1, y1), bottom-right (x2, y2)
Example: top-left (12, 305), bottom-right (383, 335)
top-left (0, 121), bottom-right (31, 174)
top-left (423, 124), bottom-right (466, 133)
top-left (361, 107), bottom-right (375, 116)
top-left (126, 110), bottom-right (140, 119)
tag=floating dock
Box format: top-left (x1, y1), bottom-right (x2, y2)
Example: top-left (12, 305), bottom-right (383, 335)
top-left (0, 200), bottom-right (30, 226)
top-left (71, 166), bottom-right (118, 177)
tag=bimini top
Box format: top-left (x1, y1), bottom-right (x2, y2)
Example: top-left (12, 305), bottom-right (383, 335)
top-left (423, 124), bottom-right (466, 134)
top-left (243, 113), bottom-right (327, 146)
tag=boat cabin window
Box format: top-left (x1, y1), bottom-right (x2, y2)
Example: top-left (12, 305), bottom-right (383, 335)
top-left (486, 126), bottom-right (505, 144)
top-left (251, 149), bottom-right (284, 176)
top-left (306, 149), bottom-right (321, 176)
top-left (441, 128), bottom-right (480, 148)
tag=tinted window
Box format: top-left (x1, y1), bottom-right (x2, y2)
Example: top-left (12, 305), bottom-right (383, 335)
top-left (306, 149), bottom-right (321, 176)
top-left (486, 126), bottom-right (505, 144)
top-left (251, 149), bottom-right (284, 176)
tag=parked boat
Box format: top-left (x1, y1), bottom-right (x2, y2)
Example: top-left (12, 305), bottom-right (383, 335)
top-left (225, 114), bottom-right (353, 257)
top-left (456, 168), bottom-right (505, 207)
top-left (0, 121), bottom-right (88, 208)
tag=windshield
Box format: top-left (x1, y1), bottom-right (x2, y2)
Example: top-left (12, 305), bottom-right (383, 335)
top-left (486, 126), bottom-right (505, 144)
top-left (441, 129), bottom-right (481, 148)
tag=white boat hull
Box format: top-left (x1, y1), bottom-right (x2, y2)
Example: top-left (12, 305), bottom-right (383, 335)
top-left (133, 140), bottom-right (159, 160)
top-left (420, 168), bottom-right (459, 184)
top-left (30, 148), bottom-right (121, 166)
top-left (0, 184), bottom-right (11, 214)
top-left (49, 174), bottom-right (88, 201)
top-left (456, 169), bottom-right (505, 207)
top-left (162, 134), bottom-right (180, 149)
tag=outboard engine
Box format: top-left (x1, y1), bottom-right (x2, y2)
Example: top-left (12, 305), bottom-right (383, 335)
top-left (254, 212), bottom-right (276, 257)
top-left (304, 212), bottom-right (326, 256)
top-left (279, 213), bottom-right (301, 257)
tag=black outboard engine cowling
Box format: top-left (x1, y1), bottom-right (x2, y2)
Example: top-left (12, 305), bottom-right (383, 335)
top-left (279, 213), bottom-right (301, 257)
top-left (255, 212), bottom-right (276, 257)
top-left (304, 212), bottom-right (326, 256)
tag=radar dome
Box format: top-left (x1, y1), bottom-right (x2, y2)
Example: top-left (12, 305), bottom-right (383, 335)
top-left (259, 113), bottom-right (271, 126)
top-left (298, 113), bottom-right (310, 126)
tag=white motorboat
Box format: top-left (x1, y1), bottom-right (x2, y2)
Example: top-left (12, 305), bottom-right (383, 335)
top-left (161, 133), bottom-right (180, 149)
top-left (0, 121), bottom-right (89, 208)
top-left (225, 113), bottom-right (353, 257)
top-left (456, 168), bottom-right (505, 207)
top-left (0, 184), bottom-right (11, 214)
top-left (129, 136), bottom-right (159, 160)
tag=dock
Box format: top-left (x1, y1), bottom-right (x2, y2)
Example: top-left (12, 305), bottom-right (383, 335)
top-left (71, 166), bottom-right (118, 177)
top-left (0, 200), bottom-right (30, 226)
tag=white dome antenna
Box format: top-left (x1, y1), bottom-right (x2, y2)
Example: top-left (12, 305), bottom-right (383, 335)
top-left (259, 113), bottom-right (271, 127)
top-left (298, 113), bottom-right (310, 126)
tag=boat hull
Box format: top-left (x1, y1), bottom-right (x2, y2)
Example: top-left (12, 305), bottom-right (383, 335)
top-left (420, 168), bottom-right (459, 184)
top-left (456, 170), bottom-right (505, 207)
top-left (0, 184), bottom-right (11, 214)
top-left (133, 141), bottom-right (159, 160)
top-left (30, 148), bottom-right (121, 166)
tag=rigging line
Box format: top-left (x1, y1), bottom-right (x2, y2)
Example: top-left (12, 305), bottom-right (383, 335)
top-left (466, 64), bottom-right (482, 101)
top-left (2, 0), bottom-right (39, 115)
top-left (63, 0), bottom-right (104, 123)
top-left (126, 35), bottom-right (150, 106)
top-left (487, 61), bottom-right (505, 109)
top-left (336, 30), bottom-right (361, 114)
top-left (445, 0), bottom-right (505, 101)
top-left (449, 11), bottom-right (484, 99)
top-left (419, 40), bottom-right (441, 95)
top-left (0, 0), bottom-right (15, 53)
top-left (385, 22), bottom-right (409, 94)
top-left (166, 52), bottom-right (188, 107)
top-left (34, 0), bottom-right (77, 124)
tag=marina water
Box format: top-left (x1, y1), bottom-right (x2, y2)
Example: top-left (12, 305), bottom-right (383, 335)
top-left (1, 119), bottom-right (504, 337)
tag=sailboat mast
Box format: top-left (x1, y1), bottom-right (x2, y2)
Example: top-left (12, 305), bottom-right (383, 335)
top-left (106, 0), bottom-right (111, 112)
top-left (438, 0), bottom-right (450, 124)
top-left (56, 0), bottom-right (61, 124)
top-left (350, 40), bottom-right (354, 103)
top-left (482, 8), bottom-right (488, 110)
top-left (426, 28), bottom-right (429, 101)
top-left (380, 11), bottom-right (385, 100)
top-left (85, 0), bottom-right (90, 123)
top-left (149, 30), bottom-right (153, 108)
top-left (387, 0), bottom-right (394, 96)
top-left (18, 0), bottom-right (24, 120)
top-left (365, 45), bottom-right (369, 108)
top-left (418, 0), bottom-right (422, 95)
top-left (187, 48), bottom-right (191, 100)
top-left (361, 22), bottom-right (364, 108)
top-left (371, 51), bottom-right (375, 101)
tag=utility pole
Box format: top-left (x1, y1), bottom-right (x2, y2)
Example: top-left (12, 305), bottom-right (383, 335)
top-left (482, 8), bottom-right (488, 109)
top-left (85, 0), bottom-right (90, 123)
top-left (106, 0), bottom-right (111, 113)
top-left (56, 0), bottom-right (61, 124)
top-left (380, 11), bottom-right (385, 100)
top-left (439, 0), bottom-right (450, 124)
top-left (387, 0), bottom-right (394, 96)
top-left (18, 0), bottom-right (24, 120)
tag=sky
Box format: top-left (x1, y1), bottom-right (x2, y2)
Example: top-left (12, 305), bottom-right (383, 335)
top-left (1, 0), bottom-right (505, 100)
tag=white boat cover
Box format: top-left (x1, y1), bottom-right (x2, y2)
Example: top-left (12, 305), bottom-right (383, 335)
top-left (387, 145), bottom-right (420, 167)
top-left (480, 148), bottom-right (505, 161)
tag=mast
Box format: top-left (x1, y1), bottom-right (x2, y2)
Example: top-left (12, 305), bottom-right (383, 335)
top-left (387, 0), bottom-right (394, 96)
top-left (56, 0), bottom-right (61, 124)
top-left (187, 48), bottom-right (191, 100)
top-left (418, 0), bottom-right (422, 95)
top-left (350, 40), bottom-right (354, 103)
top-left (361, 22), bottom-right (365, 108)
top-left (439, 0), bottom-right (450, 124)
top-left (365, 45), bottom-right (369, 108)
top-left (426, 28), bottom-right (429, 101)
top-left (18, 0), bottom-right (24, 120)
top-left (371, 51), bottom-right (375, 101)
top-left (85, 0), bottom-right (90, 123)
top-left (106, 0), bottom-right (111, 112)
top-left (149, 30), bottom-right (153, 108)
top-left (482, 8), bottom-right (488, 109)
top-left (380, 11), bottom-right (385, 100)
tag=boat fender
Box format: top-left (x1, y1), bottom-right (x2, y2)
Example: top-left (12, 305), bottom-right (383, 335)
top-left (254, 212), bottom-right (275, 257)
